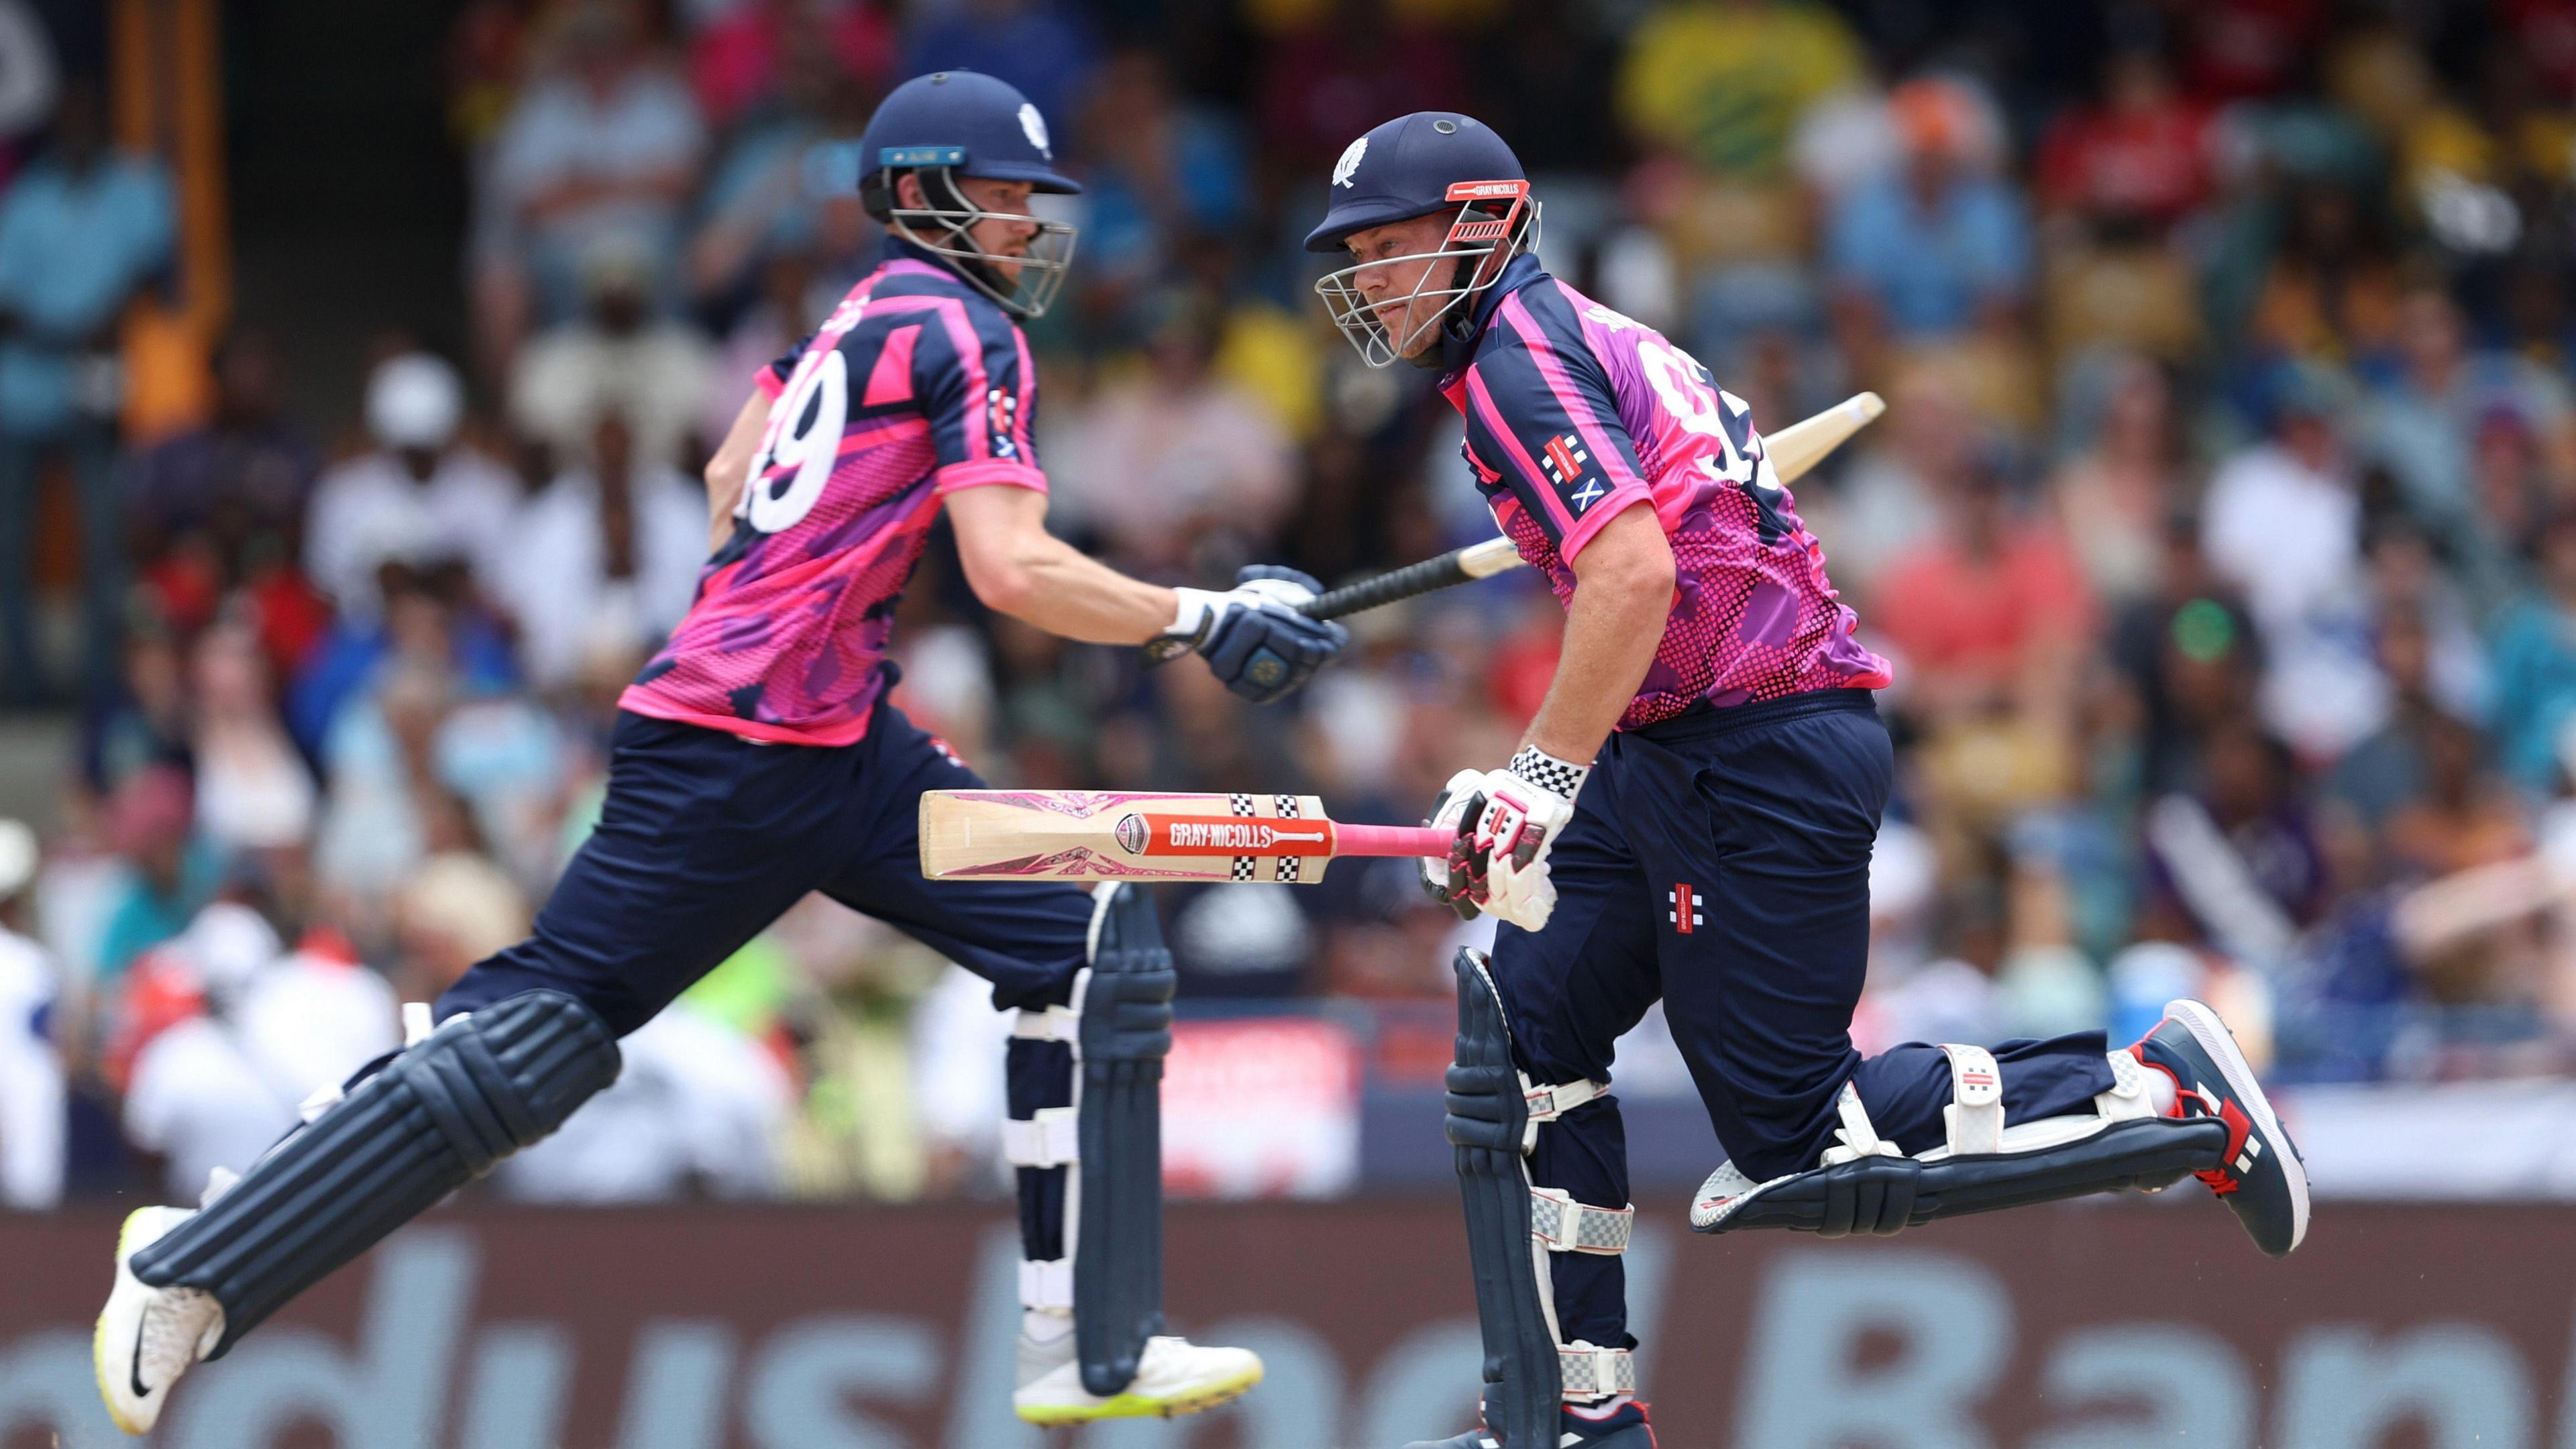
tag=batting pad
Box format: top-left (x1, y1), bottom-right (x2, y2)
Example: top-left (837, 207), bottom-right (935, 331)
top-left (1447, 949), bottom-right (1564, 1446)
top-left (1073, 884), bottom-right (1177, 1397)
top-left (131, 990), bottom-right (619, 1354)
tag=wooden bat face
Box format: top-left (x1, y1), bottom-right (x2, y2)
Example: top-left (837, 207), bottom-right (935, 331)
top-left (1761, 391), bottom-right (1884, 484)
top-left (920, 790), bottom-right (1340, 883)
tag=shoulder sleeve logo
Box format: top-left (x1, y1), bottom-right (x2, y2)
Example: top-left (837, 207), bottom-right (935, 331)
top-left (1018, 102), bottom-right (1052, 159)
top-left (1332, 135), bottom-right (1368, 189)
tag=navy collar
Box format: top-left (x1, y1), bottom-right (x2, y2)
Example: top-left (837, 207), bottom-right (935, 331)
top-left (1437, 253), bottom-right (1547, 373)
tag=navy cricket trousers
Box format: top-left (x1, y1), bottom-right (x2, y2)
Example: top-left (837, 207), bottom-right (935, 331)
top-left (1487, 689), bottom-right (2114, 1350)
top-left (441, 704), bottom-right (1096, 1034)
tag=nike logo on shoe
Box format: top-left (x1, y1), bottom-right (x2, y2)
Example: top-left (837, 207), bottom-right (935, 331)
top-left (128, 1314), bottom-right (152, 1400)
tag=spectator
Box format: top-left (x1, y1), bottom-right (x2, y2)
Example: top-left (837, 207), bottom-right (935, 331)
top-left (1807, 363), bottom-right (1978, 600)
top-left (2366, 287), bottom-right (2576, 573)
top-left (287, 557), bottom-right (519, 761)
top-left (688, 0), bottom-right (890, 134)
top-left (1825, 78), bottom-right (2032, 345)
top-left (2489, 509), bottom-right (2576, 794)
top-left (686, 31), bottom-right (876, 309)
top-left (1072, 50), bottom-right (1250, 297)
top-left (2241, 179), bottom-right (2403, 372)
top-left (1046, 290), bottom-right (1295, 570)
top-left (304, 353), bottom-right (518, 621)
top-left (486, 0), bottom-right (706, 330)
top-left (1871, 465), bottom-right (2095, 718)
top-left (2035, 44), bottom-right (2214, 233)
top-left (2050, 355), bottom-right (2185, 608)
top-left (509, 242), bottom-right (715, 472)
top-left (2140, 718), bottom-right (2328, 964)
top-left (121, 901), bottom-right (397, 1201)
top-left (2200, 365), bottom-right (2383, 758)
top-left (127, 329), bottom-right (322, 590)
top-left (2328, 607), bottom-right (2451, 833)
top-left (387, 849), bottom-right (525, 1008)
top-left (2106, 519), bottom-right (2263, 793)
top-left (0, 818), bottom-right (61, 1208)
top-left (496, 411), bottom-right (706, 691)
top-left (1255, 0), bottom-right (1466, 168)
top-left (0, 78), bottom-right (174, 703)
top-left (80, 620), bottom-right (192, 800)
top-left (93, 765), bottom-right (214, 985)
top-left (2382, 714), bottom-right (2530, 881)
top-left (187, 622), bottom-right (316, 859)
top-left (904, 0), bottom-right (1099, 155)
top-left (1615, 0), bottom-right (1866, 178)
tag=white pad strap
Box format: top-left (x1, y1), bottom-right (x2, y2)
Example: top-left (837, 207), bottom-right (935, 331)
top-left (1519, 1074), bottom-right (1607, 1152)
top-left (1820, 1081), bottom-right (1900, 1165)
top-left (1529, 1186), bottom-right (1633, 1255)
top-left (1002, 1106), bottom-right (1079, 1169)
top-left (1559, 1341), bottom-right (1637, 1399)
top-left (2096, 1048), bottom-right (2155, 1122)
top-left (1939, 1043), bottom-right (2004, 1157)
top-left (1018, 1256), bottom-right (1072, 1310)
top-left (1013, 1004), bottom-right (1081, 1043)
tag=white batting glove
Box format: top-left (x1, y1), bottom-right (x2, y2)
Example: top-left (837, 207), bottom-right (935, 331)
top-left (1424, 748), bottom-right (1589, 932)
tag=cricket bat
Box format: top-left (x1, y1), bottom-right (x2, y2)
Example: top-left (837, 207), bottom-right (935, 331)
top-left (1297, 390), bottom-right (1884, 620)
top-left (920, 790), bottom-right (1454, 884)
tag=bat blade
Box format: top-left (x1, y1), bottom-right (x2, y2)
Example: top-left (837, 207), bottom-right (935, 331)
top-left (919, 790), bottom-right (1452, 885)
top-left (1760, 390), bottom-right (1884, 484)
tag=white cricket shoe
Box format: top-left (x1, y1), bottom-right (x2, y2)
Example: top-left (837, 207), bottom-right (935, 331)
top-left (94, 1206), bottom-right (224, 1435)
top-left (1012, 1330), bottom-right (1263, 1424)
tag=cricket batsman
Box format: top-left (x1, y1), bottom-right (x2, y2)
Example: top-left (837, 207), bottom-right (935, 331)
top-left (94, 70), bottom-right (1340, 1434)
top-left (1303, 113), bottom-right (2308, 1449)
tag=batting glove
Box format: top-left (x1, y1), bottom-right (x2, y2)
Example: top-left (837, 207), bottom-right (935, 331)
top-left (1150, 566), bottom-right (1349, 704)
top-left (1424, 747), bottom-right (1589, 932)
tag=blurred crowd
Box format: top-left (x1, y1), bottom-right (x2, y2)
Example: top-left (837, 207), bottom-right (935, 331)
top-left (9, 0), bottom-right (2576, 1207)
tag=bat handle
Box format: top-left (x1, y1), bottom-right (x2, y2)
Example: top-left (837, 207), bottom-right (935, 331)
top-left (1299, 551), bottom-right (1474, 621)
top-left (1334, 823), bottom-right (1459, 858)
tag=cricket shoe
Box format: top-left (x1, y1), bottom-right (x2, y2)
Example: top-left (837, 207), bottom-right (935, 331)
top-left (1012, 1330), bottom-right (1263, 1424)
top-left (1404, 1396), bottom-right (1658, 1448)
top-left (95, 1205), bottom-right (224, 1434)
top-left (2131, 998), bottom-right (2310, 1256)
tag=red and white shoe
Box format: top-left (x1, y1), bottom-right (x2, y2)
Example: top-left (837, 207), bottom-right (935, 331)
top-left (2130, 999), bottom-right (2310, 1256)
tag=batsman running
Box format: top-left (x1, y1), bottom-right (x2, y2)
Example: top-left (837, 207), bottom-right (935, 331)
top-left (93, 70), bottom-right (1340, 1434)
top-left (1303, 113), bottom-right (2310, 1449)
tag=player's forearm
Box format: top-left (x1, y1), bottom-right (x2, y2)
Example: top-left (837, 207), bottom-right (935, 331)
top-left (1523, 508), bottom-right (1673, 763)
top-left (979, 531), bottom-right (1179, 644)
top-left (704, 390), bottom-right (771, 550)
top-left (946, 484), bottom-right (1175, 643)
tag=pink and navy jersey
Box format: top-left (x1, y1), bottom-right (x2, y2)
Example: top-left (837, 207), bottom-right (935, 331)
top-left (620, 243), bottom-right (1044, 745)
top-left (1438, 256), bottom-right (1891, 729)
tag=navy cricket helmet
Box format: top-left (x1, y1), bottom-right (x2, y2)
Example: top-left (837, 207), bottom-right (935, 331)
top-left (1304, 113), bottom-right (1541, 368)
top-left (857, 70), bottom-right (1081, 318)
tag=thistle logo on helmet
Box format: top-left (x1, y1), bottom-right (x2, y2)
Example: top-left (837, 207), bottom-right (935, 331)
top-left (1018, 102), bottom-right (1052, 158)
top-left (1115, 813), bottom-right (1148, 855)
top-left (1332, 136), bottom-right (1368, 189)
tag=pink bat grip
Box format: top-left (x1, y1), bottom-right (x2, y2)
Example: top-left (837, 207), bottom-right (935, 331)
top-left (1332, 823), bottom-right (1458, 859)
